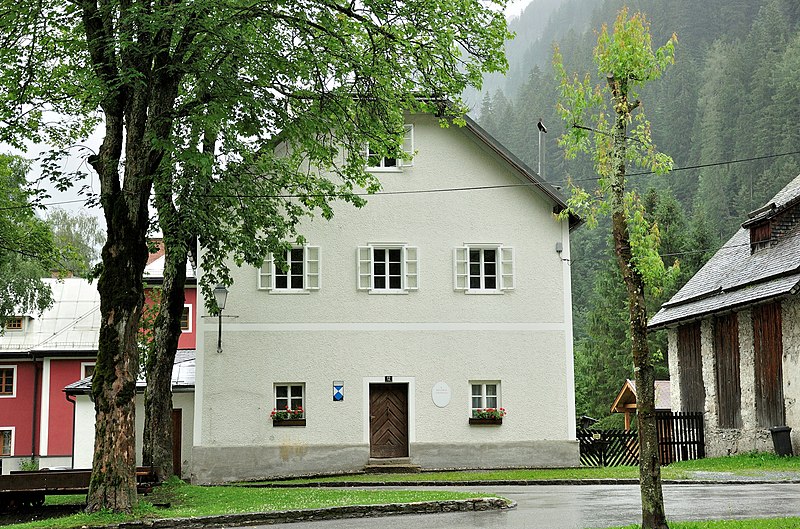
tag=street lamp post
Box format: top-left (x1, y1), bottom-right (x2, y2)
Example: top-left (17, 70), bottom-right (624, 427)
top-left (213, 284), bottom-right (228, 354)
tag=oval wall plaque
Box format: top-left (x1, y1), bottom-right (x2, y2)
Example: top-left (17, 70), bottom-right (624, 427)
top-left (431, 381), bottom-right (452, 408)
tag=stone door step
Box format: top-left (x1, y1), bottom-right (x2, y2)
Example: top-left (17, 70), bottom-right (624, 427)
top-left (365, 458), bottom-right (421, 473)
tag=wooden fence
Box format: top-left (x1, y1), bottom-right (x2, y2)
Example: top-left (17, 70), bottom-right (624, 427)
top-left (578, 411), bottom-right (704, 467)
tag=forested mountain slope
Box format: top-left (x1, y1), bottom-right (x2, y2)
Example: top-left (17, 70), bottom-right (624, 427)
top-left (475, 0), bottom-right (800, 419)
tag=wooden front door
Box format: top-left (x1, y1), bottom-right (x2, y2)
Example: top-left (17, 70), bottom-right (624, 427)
top-left (172, 409), bottom-right (182, 477)
top-left (369, 384), bottom-right (409, 458)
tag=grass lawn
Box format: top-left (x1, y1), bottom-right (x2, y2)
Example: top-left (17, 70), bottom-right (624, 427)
top-left (605, 518), bottom-right (800, 529)
top-left (4, 480), bottom-right (496, 529)
top-left (248, 453), bottom-right (800, 485)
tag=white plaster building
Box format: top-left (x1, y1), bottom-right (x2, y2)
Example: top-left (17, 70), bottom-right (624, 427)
top-left (650, 174), bottom-right (800, 457)
top-left (191, 112), bottom-right (581, 483)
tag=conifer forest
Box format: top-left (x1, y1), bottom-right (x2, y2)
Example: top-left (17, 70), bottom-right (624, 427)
top-left (474, 0), bottom-right (800, 421)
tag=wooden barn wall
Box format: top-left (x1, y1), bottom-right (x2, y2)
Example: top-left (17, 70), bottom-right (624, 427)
top-left (677, 321), bottom-right (704, 413)
top-left (752, 302), bottom-right (785, 427)
top-left (714, 313), bottom-right (742, 428)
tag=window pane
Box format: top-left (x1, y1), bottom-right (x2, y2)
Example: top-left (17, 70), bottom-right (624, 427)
top-left (275, 275), bottom-right (288, 289)
top-left (484, 249), bottom-right (496, 262)
top-left (385, 157), bottom-right (397, 167)
top-left (276, 386), bottom-right (288, 398)
top-left (291, 248), bottom-right (304, 262)
top-left (276, 397), bottom-right (288, 409)
top-left (486, 396), bottom-right (498, 408)
top-left (375, 276), bottom-right (386, 289)
top-left (388, 249), bottom-right (401, 261)
top-left (484, 262), bottom-right (496, 275)
top-left (472, 396), bottom-right (482, 409)
top-left (389, 276), bottom-right (401, 289)
top-left (1, 431), bottom-right (10, 456)
top-left (469, 277), bottom-right (481, 289)
top-left (389, 262), bottom-right (401, 275)
top-left (374, 249), bottom-right (385, 261)
top-left (291, 397), bottom-right (303, 409)
top-left (374, 261), bottom-right (386, 276)
top-left (291, 385), bottom-right (303, 397)
top-left (472, 384), bottom-right (482, 396)
top-left (290, 275), bottom-right (303, 289)
top-left (485, 277), bottom-right (497, 289)
top-left (486, 385), bottom-right (497, 396)
top-left (469, 250), bottom-right (480, 263)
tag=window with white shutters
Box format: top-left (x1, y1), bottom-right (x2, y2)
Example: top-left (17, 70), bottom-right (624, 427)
top-left (357, 244), bottom-right (418, 293)
top-left (258, 246), bottom-right (321, 292)
top-left (454, 245), bottom-right (514, 292)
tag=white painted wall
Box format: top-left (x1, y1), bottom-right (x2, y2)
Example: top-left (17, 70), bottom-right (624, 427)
top-left (194, 114), bottom-right (576, 469)
top-left (73, 392), bottom-right (194, 477)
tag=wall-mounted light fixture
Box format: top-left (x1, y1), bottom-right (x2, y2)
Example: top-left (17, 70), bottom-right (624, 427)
top-left (213, 284), bottom-right (228, 354)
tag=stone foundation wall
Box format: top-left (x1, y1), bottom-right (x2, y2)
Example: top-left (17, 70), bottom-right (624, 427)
top-left (191, 440), bottom-right (579, 484)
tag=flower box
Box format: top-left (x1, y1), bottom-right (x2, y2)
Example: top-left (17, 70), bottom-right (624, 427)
top-left (469, 417), bottom-right (503, 425)
top-left (272, 419), bottom-right (306, 427)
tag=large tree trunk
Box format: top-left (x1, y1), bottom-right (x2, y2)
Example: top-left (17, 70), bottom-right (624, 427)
top-left (608, 75), bottom-right (668, 529)
top-left (86, 115), bottom-right (151, 514)
top-left (142, 240), bottom-right (189, 479)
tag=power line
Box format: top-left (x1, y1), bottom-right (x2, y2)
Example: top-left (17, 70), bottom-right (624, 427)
top-left (3, 149), bottom-right (799, 211)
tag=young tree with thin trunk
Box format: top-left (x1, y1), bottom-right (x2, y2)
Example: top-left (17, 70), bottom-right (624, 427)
top-left (554, 9), bottom-right (677, 529)
top-left (2, 0), bottom-right (510, 512)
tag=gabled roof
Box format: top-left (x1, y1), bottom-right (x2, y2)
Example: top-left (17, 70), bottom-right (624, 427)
top-left (0, 278), bottom-right (101, 357)
top-left (64, 349), bottom-right (195, 394)
top-left (144, 255), bottom-right (197, 283)
top-left (461, 114), bottom-right (582, 231)
top-left (650, 173), bottom-right (800, 329)
top-left (611, 379), bottom-right (671, 413)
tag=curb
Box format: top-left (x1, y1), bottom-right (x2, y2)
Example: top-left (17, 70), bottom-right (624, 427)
top-left (240, 478), bottom-right (800, 488)
top-left (112, 498), bottom-right (514, 528)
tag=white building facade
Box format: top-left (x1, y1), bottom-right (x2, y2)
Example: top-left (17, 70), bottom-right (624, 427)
top-left (192, 113), bottom-right (580, 483)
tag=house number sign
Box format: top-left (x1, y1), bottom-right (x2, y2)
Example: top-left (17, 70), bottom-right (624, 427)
top-left (431, 381), bottom-right (451, 408)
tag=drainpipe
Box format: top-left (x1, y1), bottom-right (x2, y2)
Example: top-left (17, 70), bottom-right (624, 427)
top-left (65, 393), bottom-right (76, 469)
top-left (31, 352), bottom-right (40, 460)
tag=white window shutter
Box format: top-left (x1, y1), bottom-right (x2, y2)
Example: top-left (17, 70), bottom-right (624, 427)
top-left (400, 124), bottom-right (414, 167)
top-left (404, 246), bottom-right (418, 291)
top-left (454, 247), bottom-right (468, 291)
top-left (500, 246), bottom-right (515, 290)
top-left (305, 246), bottom-right (320, 290)
top-left (258, 254), bottom-right (274, 290)
top-left (357, 246), bottom-right (372, 291)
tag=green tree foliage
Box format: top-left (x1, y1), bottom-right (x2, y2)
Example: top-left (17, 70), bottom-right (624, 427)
top-left (2, 0), bottom-right (511, 513)
top-left (0, 155), bottom-right (55, 327)
top-left (46, 208), bottom-right (105, 278)
top-left (555, 8), bottom-right (676, 528)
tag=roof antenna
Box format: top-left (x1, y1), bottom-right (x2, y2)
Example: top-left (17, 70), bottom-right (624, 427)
top-left (537, 118), bottom-right (547, 178)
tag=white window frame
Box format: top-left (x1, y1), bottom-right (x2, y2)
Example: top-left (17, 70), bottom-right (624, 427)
top-left (274, 383), bottom-right (305, 413)
top-left (470, 381), bottom-right (501, 414)
top-left (357, 244), bottom-right (418, 293)
top-left (258, 246), bottom-right (321, 293)
top-left (454, 244), bottom-right (515, 293)
top-left (180, 304), bottom-right (192, 333)
top-left (81, 362), bottom-right (96, 380)
top-left (0, 427), bottom-right (14, 457)
top-left (364, 124), bottom-right (414, 171)
top-left (0, 366), bottom-right (16, 398)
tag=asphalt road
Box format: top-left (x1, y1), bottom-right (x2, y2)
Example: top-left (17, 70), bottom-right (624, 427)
top-left (246, 483), bottom-right (800, 529)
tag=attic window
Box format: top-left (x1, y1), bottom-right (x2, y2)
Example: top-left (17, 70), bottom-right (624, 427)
top-left (749, 222), bottom-right (772, 253)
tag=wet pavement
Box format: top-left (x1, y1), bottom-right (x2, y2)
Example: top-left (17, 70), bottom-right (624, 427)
top-left (244, 483), bottom-right (800, 529)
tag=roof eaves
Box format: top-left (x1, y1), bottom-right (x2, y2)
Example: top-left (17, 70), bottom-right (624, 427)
top-left (461, 114), bottom-right (583, 231)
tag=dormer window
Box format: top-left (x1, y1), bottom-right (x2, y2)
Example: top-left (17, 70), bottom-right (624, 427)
top-left (3, 317), bottom-right (23, 331)
top-left (749, 222), bottom-right (772, 253)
